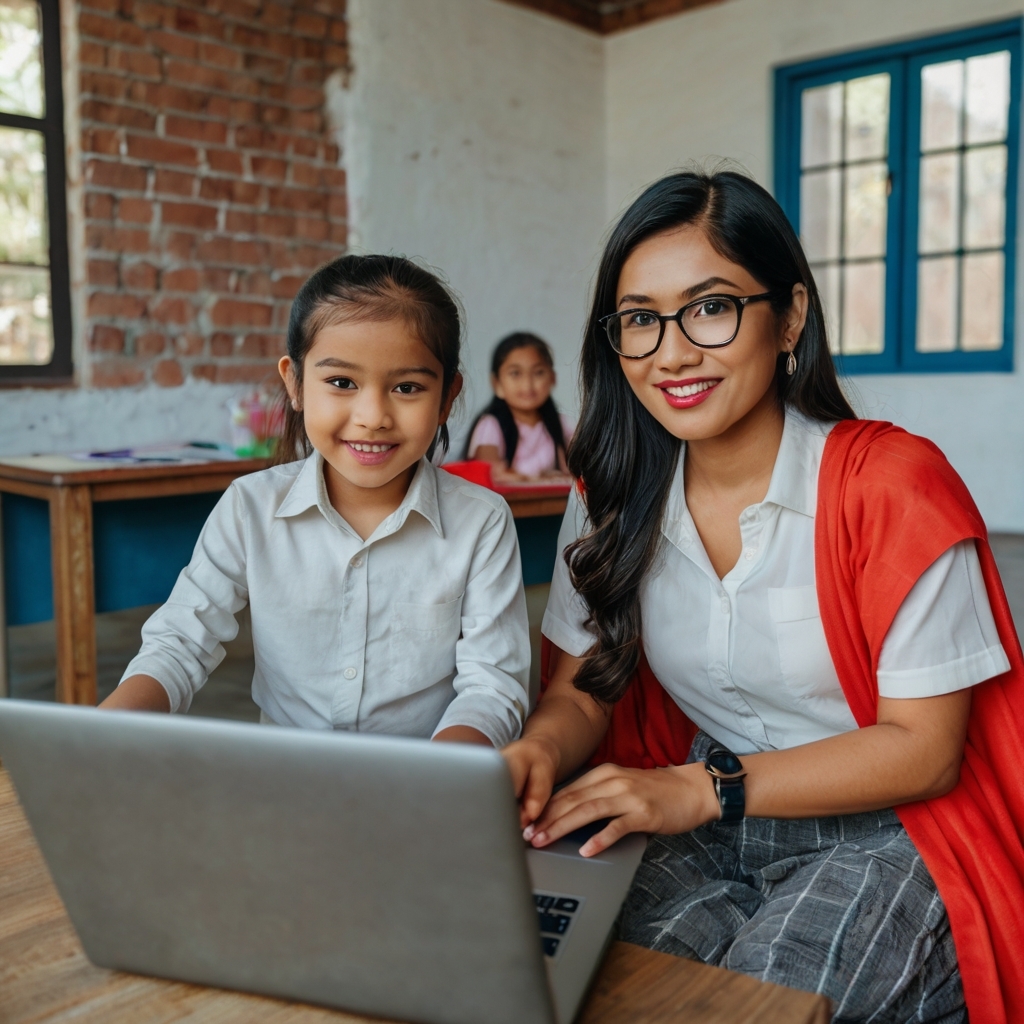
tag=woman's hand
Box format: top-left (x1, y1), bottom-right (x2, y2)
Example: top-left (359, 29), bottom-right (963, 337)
top-left (502, 734), bottom-right (562, 828)
top-left (523, 761), bottom-right (720, 857)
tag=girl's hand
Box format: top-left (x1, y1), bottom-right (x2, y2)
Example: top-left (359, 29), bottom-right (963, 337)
top-left (523, 761), bottom-right (719, 857)
top-left (433, 725), bottom-right (493, 746)
top-left (490, 466), bottom-right (531, 486)
top-left (502, 735), bottom-right (562, 828)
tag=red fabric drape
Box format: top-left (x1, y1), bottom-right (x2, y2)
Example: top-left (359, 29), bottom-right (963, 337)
top-left (539, 419), bottom-right (1024, 1023)
top-left (815, 420), bottom-right (1024, 1024)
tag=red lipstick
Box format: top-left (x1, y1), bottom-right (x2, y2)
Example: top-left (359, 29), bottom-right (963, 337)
top-left (655, 377), bottom-right (721, 409)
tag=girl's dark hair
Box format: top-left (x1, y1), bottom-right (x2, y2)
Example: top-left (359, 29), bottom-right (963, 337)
top-left (275, 254), bottom-right (462, 465)
top-left (463, 332), bottom-right (567, 469)
top-left (569, 170), bottom-right (856, 704)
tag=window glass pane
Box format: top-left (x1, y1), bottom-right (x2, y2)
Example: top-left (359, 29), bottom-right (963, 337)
top-left (0, 126), bottom-right (47, 264)
top-left (0, 124), bottom-right (50, 365)
top-left (0, 0), bottom-right (43, 118)
top-left (841, 261), bottom-right (885, 354)
top-left (919, 152), bottom-right (960, 254)
top-left (965, 50), bottom-right (1010, 145)
top-left (844, 161), bottom-right (888, 258)
top-left (0, 264), bottom-right (51, 364)
top-left (960, 251), bottom-right (1004, 350)
top-left (921, 60), bottom-right (963, 152)
top-left (916, 256), bottom-right (958, 352)
top-left (811, 263), bottom-right (841, 354)
top-left (963, 144), bottom-right (1007, 250)
top-left (801, 82), bottom-right (843, 168)
top-left (845, 74), bottom-right (889, 161)
top-left (800, 168), bottom-right (841, 261)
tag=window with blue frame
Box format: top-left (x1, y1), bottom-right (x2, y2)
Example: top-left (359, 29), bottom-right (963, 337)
top-left (774, 20), bottom-right (1021, 373)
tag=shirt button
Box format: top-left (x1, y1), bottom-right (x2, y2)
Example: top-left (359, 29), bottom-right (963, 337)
top-left (720, 597), bottom-right (730, 613)
top-left (744, 549), bottom-right (754, 560)
top-left (343, 667), bottom-right (357, 680)
top-left (350, 556), bottom-right (363, 568)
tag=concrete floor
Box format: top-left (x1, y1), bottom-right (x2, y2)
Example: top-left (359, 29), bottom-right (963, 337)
top-left (5, 537), bottom-right (1024, 720)
top-left (4, 584), bottom-right (553, 721)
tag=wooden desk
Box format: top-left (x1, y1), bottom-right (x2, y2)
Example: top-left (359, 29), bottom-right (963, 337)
top-left (0, 455), bottom-right (267, 705)
top-left (0, 770), bottom-right (830, 1024)
top-left (496, 483), bottom-right (570, 520)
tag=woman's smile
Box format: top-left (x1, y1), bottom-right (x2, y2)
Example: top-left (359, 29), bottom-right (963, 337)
top-left (656, 377), bottom-right (721, 408)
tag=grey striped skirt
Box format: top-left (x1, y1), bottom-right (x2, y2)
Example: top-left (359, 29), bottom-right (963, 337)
top-left (617, 733), bottom-right (966, 1024)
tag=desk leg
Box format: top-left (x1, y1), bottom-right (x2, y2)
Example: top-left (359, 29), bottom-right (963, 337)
top-left (0, 497), bottom-right (7, 699)
top-left (49, 486), bottom-right (96, 705)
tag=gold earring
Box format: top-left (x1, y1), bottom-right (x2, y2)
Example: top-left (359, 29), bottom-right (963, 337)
top-left (786, 351), bottom-right (797, 376)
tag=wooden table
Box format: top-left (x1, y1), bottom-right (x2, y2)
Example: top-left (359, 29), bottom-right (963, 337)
top-left (0, 455), bottom-right (267, 705)
top-left (496, 483), bottom-right (570, 519)
top-left (0, 769), bottom-right (829, 1024)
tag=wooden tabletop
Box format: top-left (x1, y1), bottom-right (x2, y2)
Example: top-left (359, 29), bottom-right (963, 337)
top-left (0, 769), bottom-right (829, 1024)
top-left (494, 482), bottom-right (571, 519)
top-left (0, 454), bottom-right (270, 488)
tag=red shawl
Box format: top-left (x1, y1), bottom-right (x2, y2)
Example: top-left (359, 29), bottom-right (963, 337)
top-left (540, 419), bottom-right (1024, 1024)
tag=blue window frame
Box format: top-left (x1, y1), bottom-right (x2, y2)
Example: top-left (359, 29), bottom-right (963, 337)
top-left (775, 19), bottom-right (1022, 373)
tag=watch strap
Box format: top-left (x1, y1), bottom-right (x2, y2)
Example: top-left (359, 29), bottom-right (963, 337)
top-left (715, 777), bottom-right (746, 823)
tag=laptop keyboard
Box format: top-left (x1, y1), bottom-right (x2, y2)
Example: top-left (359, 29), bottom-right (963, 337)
top-left (534, 890), bottom-right (585, 960)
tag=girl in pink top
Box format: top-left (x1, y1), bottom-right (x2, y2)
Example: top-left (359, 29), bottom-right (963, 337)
top-left (465, 333), bottom-right (575, 484)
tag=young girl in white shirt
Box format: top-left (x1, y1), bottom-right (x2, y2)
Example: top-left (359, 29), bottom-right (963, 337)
top-left (103, 255), bottom-right (530, 748)
top-left (465, 332), bottom-right (574, 484)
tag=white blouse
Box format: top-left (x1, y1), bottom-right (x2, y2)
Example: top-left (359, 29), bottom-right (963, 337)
top-left (122, 454), bottom-right (530, 746)
top-left (542, 410), bottom-right (1009, 756)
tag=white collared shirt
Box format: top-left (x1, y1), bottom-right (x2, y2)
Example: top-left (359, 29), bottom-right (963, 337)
top-left (122, 454), bottom-right (530, 746)
top-left (543, 410), bottom-right (1009, 755)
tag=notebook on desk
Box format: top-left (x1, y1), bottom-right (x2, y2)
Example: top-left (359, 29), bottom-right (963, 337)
top-left (0, 702), bottom-right (645, 1024)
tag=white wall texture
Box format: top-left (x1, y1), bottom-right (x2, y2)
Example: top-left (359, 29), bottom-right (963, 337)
top-left (336, 0), bottom-right (606, 450)
top-left (5, 0), bottom-right (1024, 531)
top-left (605, 0), bottom-right (1024, 530)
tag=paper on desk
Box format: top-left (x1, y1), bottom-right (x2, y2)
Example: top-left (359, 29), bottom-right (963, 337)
top-left (70, 442), bottom-right (240, 465)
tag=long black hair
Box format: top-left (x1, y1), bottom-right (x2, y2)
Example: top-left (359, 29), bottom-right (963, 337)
top-left (568, 170), bottom-right (856, 704)
top-left (275, 254), bottom-right (462, 465)
top-left (463, 332), bottom-right (567, 469)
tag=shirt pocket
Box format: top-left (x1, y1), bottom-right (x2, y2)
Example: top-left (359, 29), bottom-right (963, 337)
top-left (391, 597), bottom-right (462, 689)
top-left (768, 586), bottom-right (836, 699)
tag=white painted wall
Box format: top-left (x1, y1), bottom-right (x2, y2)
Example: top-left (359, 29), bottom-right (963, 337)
top-left (336, 0), bottom-right (606, 449)
top-left (605, 0), bottom-right (1024, 530)
top-left (7, 0), bottom-right (1023, 532)
top-left (0, 379), bottom-right (251, 455)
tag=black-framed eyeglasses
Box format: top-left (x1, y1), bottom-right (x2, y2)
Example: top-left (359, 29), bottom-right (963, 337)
top-left (599, 292), bottom-right (777, 359)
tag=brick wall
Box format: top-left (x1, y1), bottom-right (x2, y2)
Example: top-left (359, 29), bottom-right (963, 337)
top-left (79, 0), bottom-right (348, 388)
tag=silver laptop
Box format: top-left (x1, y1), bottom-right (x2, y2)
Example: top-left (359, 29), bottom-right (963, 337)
top-left (0, 701), bottom-right (645, 1024)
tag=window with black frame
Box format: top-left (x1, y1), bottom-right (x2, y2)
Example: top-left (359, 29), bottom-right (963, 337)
top-left (0, 0), bottom-right (71, 382)
top-left (775, 19), bottom-right (1021, 374)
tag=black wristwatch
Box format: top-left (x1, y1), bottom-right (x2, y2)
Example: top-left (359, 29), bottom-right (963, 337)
top-left (704, 745), bottom-right (746, 823)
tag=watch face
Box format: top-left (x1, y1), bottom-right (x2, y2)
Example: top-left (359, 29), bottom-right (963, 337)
top-left (706, 751), bottom-right (743, 776)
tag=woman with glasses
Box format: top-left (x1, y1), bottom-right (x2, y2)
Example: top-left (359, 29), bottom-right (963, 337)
top-left (502, 171), bottom-right (1024, 1024)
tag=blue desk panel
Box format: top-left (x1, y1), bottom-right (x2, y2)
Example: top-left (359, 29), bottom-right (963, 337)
top-left (2, 491), bottom-right (221, 626)
top-left (515, 514), bottom-right (562, 588)
top-left (3, 495), bottom-right (564, 626)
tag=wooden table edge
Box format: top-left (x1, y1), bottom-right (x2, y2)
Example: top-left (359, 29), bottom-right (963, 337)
top-left (0, 457), bottom-right (270, 488)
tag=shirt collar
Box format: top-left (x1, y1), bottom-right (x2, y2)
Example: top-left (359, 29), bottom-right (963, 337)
top-left (761, 408), bottom-right (827, 518)
top-left (274, 451), bottom-right (445, 540)
top-left (661, 407), bottom-right (828, 554)
top-left (274, 452), bottom-right (321, 519)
